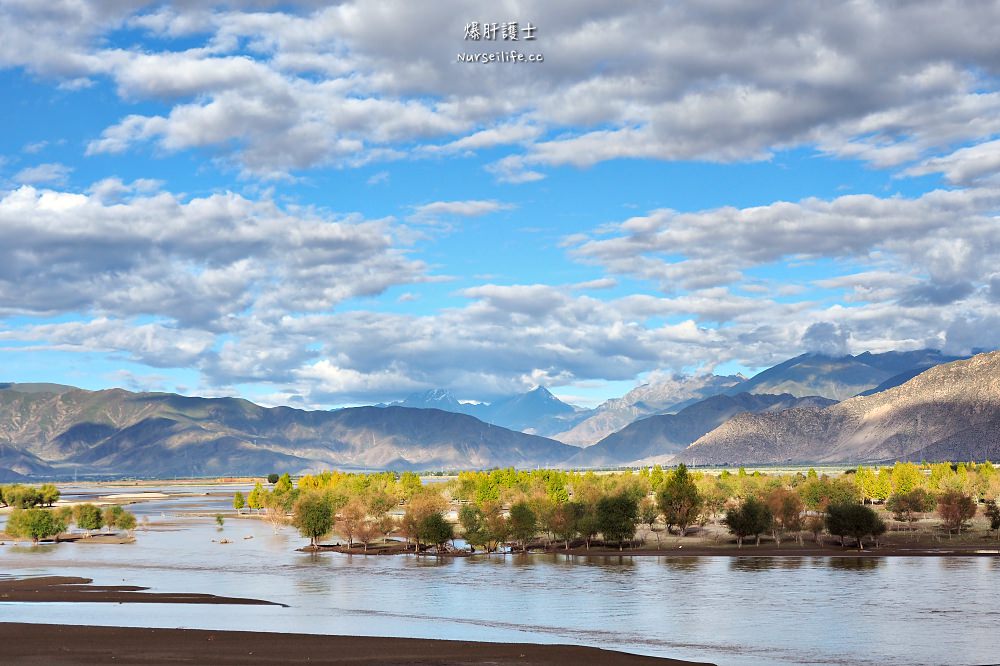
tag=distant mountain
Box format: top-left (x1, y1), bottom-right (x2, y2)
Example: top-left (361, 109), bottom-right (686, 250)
top-left (677, 351), bottom-right (1000, 465)
top-left (565, 393), bottom-right (835, 467)
top-left (728, 350), bottom-right (962, 401)
top-left (552, 374), bottom-right (746, 446)
top-left (0, 385), bottom-right (577, 478)
top-left (387, 386), bottom-right (590, 437)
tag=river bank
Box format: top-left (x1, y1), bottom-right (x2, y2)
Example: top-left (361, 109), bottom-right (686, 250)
top-left (0, 623), bottom-right (711, 665)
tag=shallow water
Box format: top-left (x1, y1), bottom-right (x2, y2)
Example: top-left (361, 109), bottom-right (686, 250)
top-left (1, 487), bottom-right (998, 666)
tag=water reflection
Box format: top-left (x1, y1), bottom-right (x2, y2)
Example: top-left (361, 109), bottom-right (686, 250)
top-left (729, 557), bottom-right (802, 572)
top-left (826, 557), bottom-right (882, 571)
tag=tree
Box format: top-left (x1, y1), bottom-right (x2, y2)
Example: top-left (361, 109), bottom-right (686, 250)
top-left (73, 504), bottom-right (104, 534)
top-left (292, 491), bottom-right (334, 548)
top-left (337, 498), bottom-right (367, 548)
top-left (116, 510), bottom-right (138, 535)
top-left (825, 502), bottom-right (886, 550)
top-left (39, 483), bottom-right (60, 507)
top-left (596, 493), bottom-right (639, 551)
top-left (215, 513), bottom-right (225, 527)
top-left (102, 505), bottom-right (126, 531)
top-left (267, 473), bottom-right (280, 485)
top-left (637, 498), bottom-right (661, 549)
top-left (274, 473), bottom-right (293, 494)
top-left (657, 464), bottom-right (703, 537)
top-left (508, 501), bottom-right (537, 552)
top-left (550, 501), bottom-right (585, 550)
top-left (232, 491), bottom-right (246, 514)
top-left (886, 488), bottom-right (935, 529)
top-left (723, 496), bottom-right (772, 548)
top-left (937, 490), bottom-right (977, 536)
top-left (984, 500), bottom-right (1000, 540)
top-left (766, 487), bottom-right (803, 546)
top-left (6, 508), bottom-right (67, 543)
top-left (247, 482), bottom-right (264, 513)
top-left (459, 504), bottom-right (488, 552)
top-left (419, 512), bottom-right (453, 551)
top-left (401, 490), bottom-right (446, 553)
top-left (263, 492), bottom-right (288, 532)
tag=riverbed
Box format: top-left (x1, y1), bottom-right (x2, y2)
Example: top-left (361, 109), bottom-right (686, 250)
top-left (1, 485), bottom-right (996, 666)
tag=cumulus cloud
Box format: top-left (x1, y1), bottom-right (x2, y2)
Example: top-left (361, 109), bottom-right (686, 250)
top-left (7, 2), bottom-right (1000, 177)
top-left (0, 183), bottom-right (429, 327)
top-left (801, 322), bottom-right (851, 357)
top-left (569, 186), bottom-right (1000, 304)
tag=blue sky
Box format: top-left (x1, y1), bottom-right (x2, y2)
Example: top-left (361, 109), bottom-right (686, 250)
top-left (1, 2), bottom-right (999, 409)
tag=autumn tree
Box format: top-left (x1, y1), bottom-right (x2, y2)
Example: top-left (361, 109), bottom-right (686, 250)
top-left (247, 482), bottom-right (264, 513)
top-left (656, 464), bottom-right (702, 537)
top-left (337, 498), bottom-right (367, 548)
top-left (232, 491), bottom-right (246, 514)
top-left (550, 500), bottom-right (585, 550)
top-left (766, 487), bottom-right (804, 546)
top-left (886, 488), bottom-right (935, 529)
top-left (937, 490), bottom-right (977, 536)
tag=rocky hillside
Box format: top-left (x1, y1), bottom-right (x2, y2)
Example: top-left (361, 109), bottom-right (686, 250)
top-left (678, 351), bottom-right (1000, 464)
top-left (0, 386), bottom-right (577, 478)
top-left (726, 350), bottom-right (961, 401)
top-left (553, 374), bottom-right (745, 446)
top-left (564, 393), bottom-right (834, 467)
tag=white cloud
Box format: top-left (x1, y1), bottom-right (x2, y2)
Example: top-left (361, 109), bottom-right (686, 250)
top-left (14, 162), bottom-right (73, 185)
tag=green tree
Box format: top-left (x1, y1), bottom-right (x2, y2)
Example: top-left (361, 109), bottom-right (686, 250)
top-left (984, 500), bottom-right (1000, 540)
top-left (247, 482), bottom-right (264, 513)
top-left (6, 508), bottom-right (67, 543)
top-left (102, 505), bottom-right (126, 531)
top-left (825, 502), bottom-right (886, 550)
top-left (459, 504), bottom-right (487, 552)
top-left (419, 512), bottom-right (453, 550)
top-left (596, 492), bottom-right (639, 551)
top-left (723, 496), bottom-right (772, 548)
top-left (508, 501), bottom-right (537, 552)
top-left (232, 491), bottom-right (246, 514)
top-left (73, 504), bottom-right (104, 533)
top-left (39, 483), bottom-right (60, 507)
top-left (274, 473), bottom-right (293, 494)
top-left (215, 513), bottom-right (225, 527)
top-left (292, 492), bottom-right (334, 548)
top-left (116, 510), bottom-right (138, 534)
top-left (657, 464), bottom-right (702, 536)
top-left (267, 473), bottom-right (280, 484)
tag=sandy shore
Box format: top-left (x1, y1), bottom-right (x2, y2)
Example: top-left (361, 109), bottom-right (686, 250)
top-left (0, 624), bottom-right (712, 665)
top-left (0, 576), bottom-right (284, 606)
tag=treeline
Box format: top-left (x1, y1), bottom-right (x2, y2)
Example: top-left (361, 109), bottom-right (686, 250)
top-left (0, 483), bottom-right (60, 508)
top-left (262, 461), bottom-right (1000, 552)
top-left (4, 503), bottom-right (137, 543)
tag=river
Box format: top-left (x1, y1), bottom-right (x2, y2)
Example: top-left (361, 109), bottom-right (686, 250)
top-left (1, 485), bottom-right (996, 666)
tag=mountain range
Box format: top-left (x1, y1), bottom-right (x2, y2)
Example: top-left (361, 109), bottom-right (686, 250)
top-left (0, 348), bottom-right (995, 479)
top-left (676, 351), bottom-right (1000, 465)
top-left (0, 387), bottom-right (575, 480)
